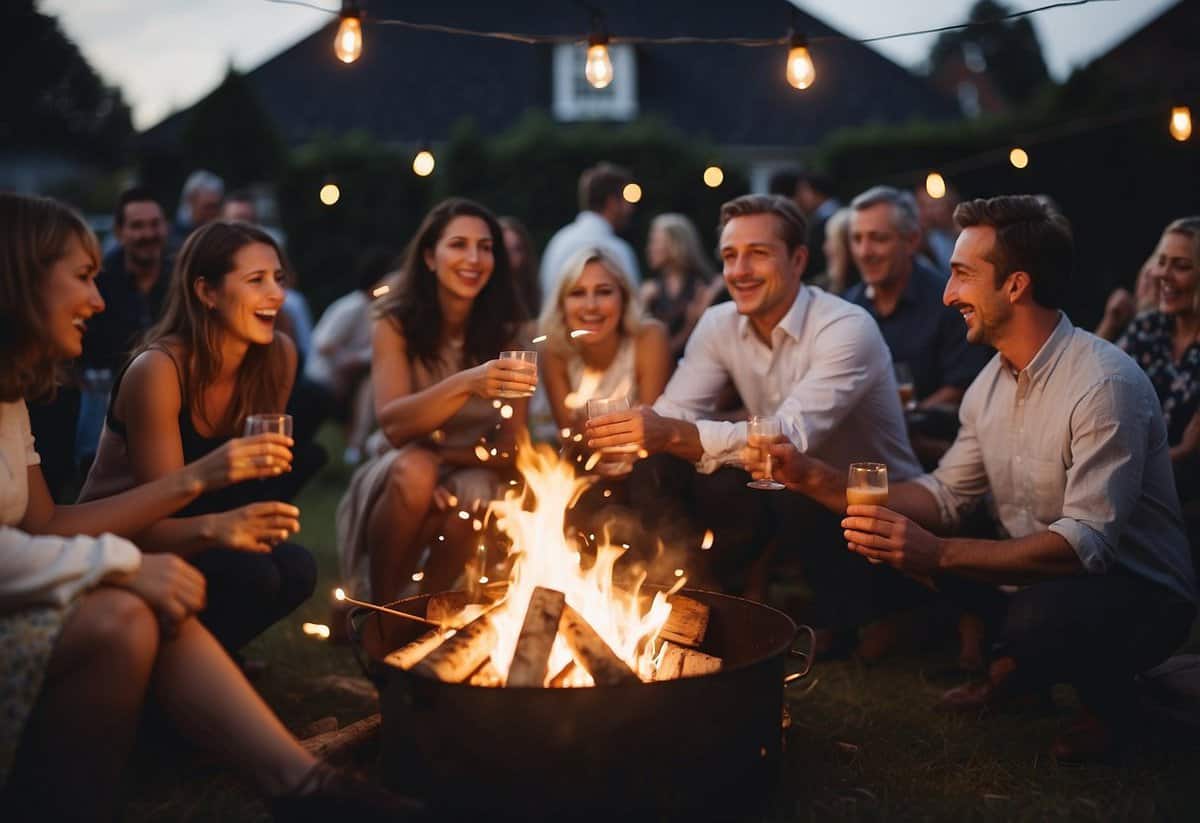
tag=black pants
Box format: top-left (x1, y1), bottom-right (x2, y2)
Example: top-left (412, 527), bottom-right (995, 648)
top-left (189, 541), bottom-right (317, 652)
top-left (626, 454), bottom-right (928, 629)
top-left (941, 573), bottom-right (1196, 723)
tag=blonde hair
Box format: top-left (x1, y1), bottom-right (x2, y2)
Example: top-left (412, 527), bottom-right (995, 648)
top-left (0, 192), bottom-right (101, 401)
top-left (649, 213), bottom-right (716, 281)
top-left (539, 247), bottom-right (641, 356)
top-left (1163, 216), bottom-right (1200, 267)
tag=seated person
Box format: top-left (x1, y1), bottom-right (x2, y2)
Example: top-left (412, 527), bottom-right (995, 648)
top-left (541, 248), bottom-right (670, 435)
top-left (760, 195), bottom-right (1197, 761)
top-left (640, 214), bottom-right (720, 364)
top-left (80, 221), bottom-right (317, 654)
top-left (844, 186), bottom-right (991, 443)
top-left (0, 192), bottom-right (413, 819)
top-left (337, 199), bottom-right (534, 601)
top-left (586, 194), bottom-right (924, 647)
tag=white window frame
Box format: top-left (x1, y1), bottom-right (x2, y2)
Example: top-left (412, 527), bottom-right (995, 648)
top-left (552, 43), bottom-right (638, 122)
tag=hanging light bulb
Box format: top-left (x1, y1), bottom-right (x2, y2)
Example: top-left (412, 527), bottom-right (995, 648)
top-left (319, 183), bottom-right (340, 206)
top-left (785, 32), bottom-right (816, 90)
top-left (1170, 106), bottom-right (1192, 142)
top-left (412, 148), bottom-right (435, 177)
top-left (585, 32), bottom-right (614, 90)
top-left (334, 2), bottom-right (363, 64)
top-left (703, 165), bottom-right (724, 188)
top-left (622, 182), bottom-right (642, 203)
top-left (1009, 147), bottom-right (1029, 169)
top-left (925, 172), bottom-right (947, 199)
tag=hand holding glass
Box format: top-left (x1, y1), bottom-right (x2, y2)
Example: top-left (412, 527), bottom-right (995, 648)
top-left (746, 416), bottom-right (786, 490)
top-left (497, 350), bottom-right (538, 398)
top-left (586, 396), bottom-right (637, 476)
top-left (847, 462), bottom-right (888, 563)
top-left (244, 413), bottom-right (293, 438)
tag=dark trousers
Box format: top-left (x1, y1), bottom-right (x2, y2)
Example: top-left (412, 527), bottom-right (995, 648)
top-left (189, 542), bottom-right (317, 652)
top-left (941, 573), bottom-right (1196, 722)
top-left (626, 454), bottom-right (928, 629)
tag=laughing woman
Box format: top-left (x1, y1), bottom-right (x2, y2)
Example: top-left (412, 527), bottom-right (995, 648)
top-left (80, 220), bottom-right (316, 653)
top-left (0, 193), bottom-right (411, 819)
top-left (337, 198), bottom-right (533, 602)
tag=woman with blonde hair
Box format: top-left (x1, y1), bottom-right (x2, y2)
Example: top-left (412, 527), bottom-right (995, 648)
top-left (641, 213), bottom-right (719, 361)
top-left (0, 193), bottom-right (412, 819)
top-left (541, 247), bottom-right (670, 436)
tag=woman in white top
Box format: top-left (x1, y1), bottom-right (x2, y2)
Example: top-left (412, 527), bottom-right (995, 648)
top-left (0, 193), bottom-right (409, 819)
top-left (539, 248), bottom-right (670, 439)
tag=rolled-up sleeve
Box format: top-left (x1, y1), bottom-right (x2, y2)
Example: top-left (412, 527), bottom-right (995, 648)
top-left (0, 528), bottom-right (141, 611)
top-left (912, 388), bottom-right (990, 529)
top-left (1047, 377), bottom-right (1148, 573)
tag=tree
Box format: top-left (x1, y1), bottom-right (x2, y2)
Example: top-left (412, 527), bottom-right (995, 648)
top-left (0, 0), bottom-right (133, 165)
top-left (179, 66), bottom-right (287, 188)
top-left (927, 0), bottom-right (1052, 109)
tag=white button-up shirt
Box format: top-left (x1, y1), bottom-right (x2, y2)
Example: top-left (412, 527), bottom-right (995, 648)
top-left (914, 314), bottom-right (1197, 603)
top-left (653, 286), bottom-right (922, 479)
top-left (539, 211), bottom-right (642, 300)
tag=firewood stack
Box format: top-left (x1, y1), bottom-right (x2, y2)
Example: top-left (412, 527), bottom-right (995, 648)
top-left (383, 585), bottom-right (721, 688)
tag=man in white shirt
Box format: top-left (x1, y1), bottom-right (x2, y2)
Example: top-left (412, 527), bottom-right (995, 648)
top-left (540, 163), bottom-right (641, 298)
top-left (586, 194), bottom-right (923, 643)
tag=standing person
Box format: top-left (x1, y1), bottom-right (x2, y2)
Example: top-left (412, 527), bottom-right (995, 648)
top-left (500, 216), bottom-right (542, 318)
top-left (794, 171), bottom-right (842, 280)
top-left (640, 214), bottom-right (719, 363)
top-left (540, 163), bottom-right (641, 298)
top-left (79, 221), bottom-right (317, 654)
top-left (337, 199), bottom-right (534, 602)
top-left (586, 195), bottom-right (922, 647)
top-left (172, 169), bottom-right (224, 247)
top-left (0, 192), bottom-right (416, 820)
top-left (541, 248), bottom-right (670, 434)
top-left (762, 195), bottom-right (1197, 761)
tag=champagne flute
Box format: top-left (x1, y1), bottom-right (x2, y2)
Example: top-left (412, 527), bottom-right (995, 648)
top-left (497, 350), bottom-right (538, 398)
top-left (847, 462), bottom-right (888, 564)
top-left (586, 395), bottom-right (636, 476)
top-left (746, 416), bottom-right (785, 490)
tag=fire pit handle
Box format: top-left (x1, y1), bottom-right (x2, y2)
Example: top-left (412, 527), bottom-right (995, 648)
top-left (784, 624), bottom-right (816, 685)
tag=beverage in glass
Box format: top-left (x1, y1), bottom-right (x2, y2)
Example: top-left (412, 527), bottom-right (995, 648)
top-left (244, 413), bottom-right (293, 438)
top-left (894, 363), bottom-right (916, 411)
top-left (586, 395), bottom-right (637, 476)
top-left (846, 462), bottom-right (888, 507)
top-left (746, 415), bottom-right (786, 490)
top-left (497, 350), bottom-right (538, 398)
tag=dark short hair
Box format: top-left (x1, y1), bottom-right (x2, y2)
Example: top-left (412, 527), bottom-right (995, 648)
top-left (768, 170), bottom-right (801, 198)
top-left (578, 163), bottom-right (633, 213)
top-left (799, 171), bottom-right (835, 198)
top-left (717, 194), bottom-right (809, 253)
top-left (224, 188), bottom-right (254, 207)
top-left (953, 195), bottom-right (1073, 310)
top-left (113, 186), bottom-right (163, 228)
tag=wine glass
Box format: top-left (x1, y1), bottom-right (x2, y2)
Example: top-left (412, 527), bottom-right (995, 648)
top-left (746, 416), bottom-right (785, 490)
top-left (497, 350), bottom-right (538, 398)
top-left (586, 395), bottom-right (636, 476)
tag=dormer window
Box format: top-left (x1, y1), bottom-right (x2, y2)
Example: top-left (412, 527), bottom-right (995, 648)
top-left (552, 43), bottom-right (638, 122)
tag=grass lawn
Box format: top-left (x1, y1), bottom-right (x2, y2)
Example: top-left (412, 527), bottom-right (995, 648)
top-left (122, 425), bottom-right (1200, 821)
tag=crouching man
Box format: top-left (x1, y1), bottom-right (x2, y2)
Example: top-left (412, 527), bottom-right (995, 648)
top-left (757, 195), bottom-right (1197, 760)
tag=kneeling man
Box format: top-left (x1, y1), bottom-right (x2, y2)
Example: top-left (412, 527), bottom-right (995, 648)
top-left (760, 195), bottom-right (1197, 759)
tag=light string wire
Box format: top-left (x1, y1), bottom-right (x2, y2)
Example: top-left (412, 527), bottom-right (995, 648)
top-left (264, 0), bottom-right (1116, 49)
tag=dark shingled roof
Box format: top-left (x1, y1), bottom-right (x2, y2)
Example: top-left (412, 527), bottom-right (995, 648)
top-left (142, 0), bottom-right (958, 149)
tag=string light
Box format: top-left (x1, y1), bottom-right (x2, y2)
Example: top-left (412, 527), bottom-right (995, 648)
top-left (413, 147), bottom-right (436, 176)
top-left (785, 32), bottom-right (816, 90)
top-left (622, 182), bottom-right (642, 203)
top-left (585, 29), bottom-right (614, 90)
top-left (1170, 106), bottom-right (1192, 142)
top-left (1009, 147), bottom-right (1029, 169)
top-left (334, 1), bottom-right (363, 64)
top-left (925, 172), bottom-right (947, 199)
top-left (319, 183), bottom-right (340, 205)
top-left (703, 165), bottom-right (724, 188)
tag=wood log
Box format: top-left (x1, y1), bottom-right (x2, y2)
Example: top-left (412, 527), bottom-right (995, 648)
top-left (658, 595), bottom-right (709, 648)
top-left (467, 658), bottom-right (503, 688)
top-left (547, 660), bottom-right (577, 688)
top-left (506, 586), bottom-right (567, 687)
top-left (383, 626), bottom-right (451, 670)
top-left (301, 713), bottom-right (380, 759)
top-left (426, 583), bottom-right (507, 628)
top-left (412, 612), bottom-right (497, 683)
top-left (653, 642), bottom-right (723, 681)
top-left (559, 604), bottom-right (638, 686)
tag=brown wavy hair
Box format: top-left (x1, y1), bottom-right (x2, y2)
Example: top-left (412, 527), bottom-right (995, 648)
top-left (0, 192), bottom-right (101, 402)
top-left (135, 220), bottom-right (291, 437)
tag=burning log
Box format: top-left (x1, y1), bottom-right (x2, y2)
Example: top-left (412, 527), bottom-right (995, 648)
top-left (468, 658), bottom-right (504, 687)
top-left (506, 586), bottom-right (567, 687)
top-left (301, 713), bottom-right (381, 759)
top-left (654, 643), bottom-right (722, 681)
top-left (412, 612), bottom-right (498, 683)
top-left (560, 604), bottom-right (639, 686)
top-left (383, 626), bottom-right (451, 670)
top-left (426, 584), bottom-right (507, 627)
top-left (658, 595), bottom-right (710, 648)
top-left (547, 661), bottom-right (577, 688)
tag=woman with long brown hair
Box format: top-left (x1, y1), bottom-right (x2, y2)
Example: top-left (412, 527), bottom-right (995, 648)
top-left (337, 198), bottom-right (534, 602)
top-left (81, 220), bottom-right (316, 652)
top-left (0, 193), bottom-right (413, 819)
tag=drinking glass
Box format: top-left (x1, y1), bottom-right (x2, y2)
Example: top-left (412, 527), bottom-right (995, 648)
top-left (746, 415), bottom-right (786, 490)
top-left (894, 363), bottom-right (916, 411)
top-left (497, 350), bottom-right (538, 398)
top-left (586, 395), bottom-right (637, 476)
top-left (846, 462), bottom-right (888, 563)
top-left (244, 413), bottom-right (293, 438)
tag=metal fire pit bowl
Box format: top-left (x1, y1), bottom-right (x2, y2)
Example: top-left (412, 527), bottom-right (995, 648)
top-left (351, 587), bottom-right (803, 821)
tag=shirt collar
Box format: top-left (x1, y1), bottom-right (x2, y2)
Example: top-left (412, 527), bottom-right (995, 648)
top-left (575, 211), bottom-right (612, 233)
top-left (1002, 311), bottom-right (1072, 383)
top-left (737, 285), bottom-right (811, 343)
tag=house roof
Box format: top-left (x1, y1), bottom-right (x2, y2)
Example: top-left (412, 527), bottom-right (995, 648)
top-left (1081, 0), bottom-right (1198, 100)
top-left (142, 0), bottom-right (958, 149)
